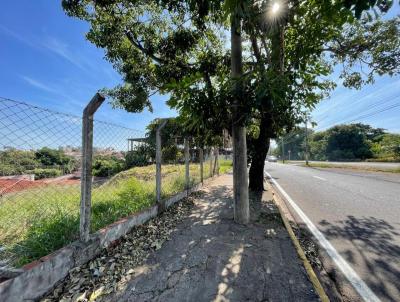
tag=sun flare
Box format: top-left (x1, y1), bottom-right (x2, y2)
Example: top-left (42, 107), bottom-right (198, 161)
top-left (271, 2), bottom-right (280, 14)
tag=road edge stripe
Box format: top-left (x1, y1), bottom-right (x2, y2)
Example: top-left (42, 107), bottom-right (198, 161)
top-left (266, 181), bottom-right (330, 302)
top-left (265, 171), bottom-right (381, 302)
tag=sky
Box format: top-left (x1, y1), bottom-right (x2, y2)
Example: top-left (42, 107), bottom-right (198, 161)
top-left (0, 0), bottom-right (399, 137)
top-left (0, 0), bottom-right (175, 134)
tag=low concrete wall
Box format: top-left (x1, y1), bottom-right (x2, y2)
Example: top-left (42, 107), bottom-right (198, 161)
top-left (0, 185), bottom-right (204, 302)
top-left (0, 174), bottom-right (35, 181)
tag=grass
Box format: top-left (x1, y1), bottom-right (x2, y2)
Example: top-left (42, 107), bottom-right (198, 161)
top-left (302, 162), bottom-right (400, 173)
top-left (0, 160), bottom-right (232, 267)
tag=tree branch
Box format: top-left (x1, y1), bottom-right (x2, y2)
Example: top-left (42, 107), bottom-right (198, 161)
top-left (125, 29), bottom-right (166, 65)
top-left (203, 72), bottom-right (214, 101)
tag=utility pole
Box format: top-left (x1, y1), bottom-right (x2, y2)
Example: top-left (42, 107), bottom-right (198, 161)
top-left (305, 115), bottom-right (309, 165)
top-left (288, 150), bottom-right (291, 161)
top-left (281, 137), bottom-right (285, 163)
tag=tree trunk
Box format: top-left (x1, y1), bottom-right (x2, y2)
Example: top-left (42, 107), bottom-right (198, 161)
top-left (248, 140), bottom-right (270, 190)
top-left (231, 15), bottom-right (249, 224)
top-left (248, 114), bottom-right (271, 191)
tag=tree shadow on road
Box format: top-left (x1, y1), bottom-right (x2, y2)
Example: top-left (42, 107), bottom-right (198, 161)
top-left (318, 216), bottom-right (400, 301)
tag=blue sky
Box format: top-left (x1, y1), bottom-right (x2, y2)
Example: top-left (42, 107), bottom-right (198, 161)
top-left (0, 0), bottom-right (399, 135)
top-left (0, 0), bottom-right (175, 133)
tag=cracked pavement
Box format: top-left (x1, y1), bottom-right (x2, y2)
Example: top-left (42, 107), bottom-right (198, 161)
top-left (106, 173), bottom-right (319, 302)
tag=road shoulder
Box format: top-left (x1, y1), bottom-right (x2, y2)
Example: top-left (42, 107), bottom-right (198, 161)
top-left (266, 179), bottom-right (363, 302)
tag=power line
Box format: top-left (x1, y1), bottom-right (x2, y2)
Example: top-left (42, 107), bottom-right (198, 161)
top-left (313, 85), bottom-right (400, 124)
top-left (348, 102), bottom-right (400, 123)
top-left (315, 94), bottom-right (399, 128)
top-left (314, 95), bottom-right (400, 131)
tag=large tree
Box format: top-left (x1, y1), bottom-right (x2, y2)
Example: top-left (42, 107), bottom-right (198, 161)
top-left (243, 1), bottom-right (400, 190)
top-left (62, 0), bottom-right (254, 222)
top-left (63, 0), bottom-right (400, 200)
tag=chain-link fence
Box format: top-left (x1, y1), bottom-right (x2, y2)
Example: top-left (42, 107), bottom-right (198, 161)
top-left (0, 96), bottom-right (146, 267)
top-left (0, 97), bottom-right (84, 267)
top-left (0, 95), bottom-right (232, 268)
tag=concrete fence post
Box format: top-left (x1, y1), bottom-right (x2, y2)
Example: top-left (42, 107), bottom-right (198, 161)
top-left (156, 119), bottom-right (168, 203)
top-left (209, 147), bottom-right (213, 177)
top-left (199, 148), bottom-right (204, 184)
top-left (80, 93), bottom-right (105, 242)
top-left (214, 147), bottom-right (220, 176)
top-left (184, 137), bottom-right (190, 190)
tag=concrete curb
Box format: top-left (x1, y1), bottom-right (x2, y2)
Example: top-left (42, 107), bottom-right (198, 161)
top-left (0, 176), bottom-right (220, 302)
top-left (265, 181), bottom-right (330, 302)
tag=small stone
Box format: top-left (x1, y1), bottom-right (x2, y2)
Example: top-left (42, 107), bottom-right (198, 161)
top-left (92, 268), bottom-right (100, 277)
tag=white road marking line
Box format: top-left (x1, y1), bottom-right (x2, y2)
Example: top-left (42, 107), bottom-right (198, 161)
top-left (313, 176), bottom-right (326, 181)
top-left (265, 171), bottom-right (381, 302)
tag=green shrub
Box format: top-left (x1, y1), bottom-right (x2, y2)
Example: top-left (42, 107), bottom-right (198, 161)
top-left (0, 148), bottom-right (78, 177)
top-left (92, 157), bottom-right (124, 177)
top-left (219, 159), bottom-right (233, 174)
top-left (162, 145), bottom-right (183, 163)
top-left (35, 147), bottom-right (73, 167)
top-left (0, 164), bottom-right (22, 176)
top-left (31, 168), bottom-right (62, 179)
top-left (0, 149), bottom-right (39, 176)
top-left (125, 145), bottom-right (152, 168)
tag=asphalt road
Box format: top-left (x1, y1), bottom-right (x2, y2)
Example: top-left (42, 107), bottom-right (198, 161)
top-left (264, 162), bottom-right (400, 302)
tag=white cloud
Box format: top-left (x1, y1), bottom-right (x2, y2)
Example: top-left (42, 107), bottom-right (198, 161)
top-left (21, 75), bottom-right (82, 107)
top-left (0, 24), bottom-right (91, 73)
top-left (21, 75), bottom-right (59, 94)
top-left (0, 24), bottom-right (39, 49)
top-left (42, 37), bottom-right (88, 71)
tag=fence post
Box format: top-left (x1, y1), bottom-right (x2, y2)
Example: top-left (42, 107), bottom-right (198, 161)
top-left (184, 137), bottom-right (190, 190)
top-left (214, 147), bottom-right (220, 176)
top-left (156, 119), bottom-right (168, 203)
top-left (80, 93), bottom-right (105, 242)
top-left (199, 148), bottom-right (204, 184)
top-left (209, 147), bottom-right (213, 177)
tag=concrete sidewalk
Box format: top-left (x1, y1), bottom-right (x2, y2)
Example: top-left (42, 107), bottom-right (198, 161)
top-left (106, 173), bottom-right (319, 302)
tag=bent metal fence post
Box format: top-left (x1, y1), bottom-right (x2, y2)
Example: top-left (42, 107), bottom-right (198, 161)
top-left (80, 93), bottom-right (105, 242)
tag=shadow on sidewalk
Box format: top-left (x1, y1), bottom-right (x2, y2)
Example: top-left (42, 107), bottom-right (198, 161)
top-left (108, 177), bottom-right (318, 302)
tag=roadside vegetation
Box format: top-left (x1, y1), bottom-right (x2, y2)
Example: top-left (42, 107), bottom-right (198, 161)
top-left (302, 162), bottom-right (400, 174)
top-left (0, 147), bottom-right (78, 177)
top-left (0, 160), bottom-right (232, 267)
top-left (275, 123), bottom-right (400, 162)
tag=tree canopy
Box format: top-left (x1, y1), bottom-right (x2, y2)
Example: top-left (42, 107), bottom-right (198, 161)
top-left (62, 0), bottom-right (400, 191)
top-left (277, 123), bottom-right (400, 161)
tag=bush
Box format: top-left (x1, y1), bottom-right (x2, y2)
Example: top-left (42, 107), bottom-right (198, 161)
top-left (92, 157), bottom-right (124, 177)
top-left (125, 145), bottom-right (152, 168)
top-left (0, 164), bottom-right (22, 176)
top-left (0, 148), bottom-right (78, 177)
top-left (31, 168), bottom-right (62, 179)
top-left (219, 159), bottom-right (233, 174)
top-left (35, 147), bottom-right (72, 167)
top-left (0, 149), bottom-right (39, 176)
top-left (162, 145), bottom-right (183, 163)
